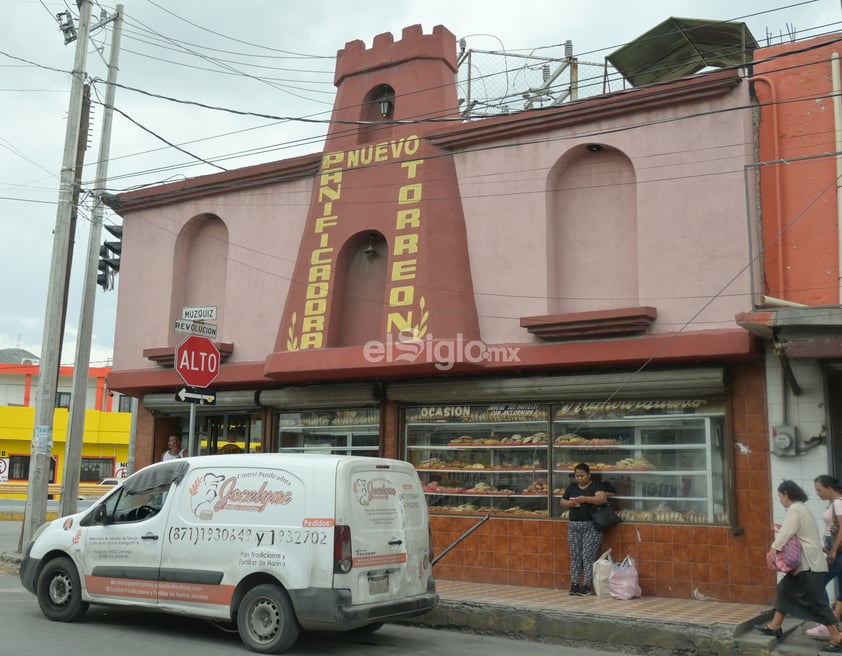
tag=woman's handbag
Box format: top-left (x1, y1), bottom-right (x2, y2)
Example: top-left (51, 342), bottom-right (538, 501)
top-left (608, 555), bottom-right (641, 600)
top-left (766, 535), bottom-right (802, 573)
top-left (592, 504), bottom-right (621, 531)
top-left (592, 548), bottom-right (614, 596)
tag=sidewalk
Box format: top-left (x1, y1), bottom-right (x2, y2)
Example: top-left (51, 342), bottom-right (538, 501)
top-left (406, 580), bottom-right (829, 656)
top-left (0, 513), bottom-right (827, 656)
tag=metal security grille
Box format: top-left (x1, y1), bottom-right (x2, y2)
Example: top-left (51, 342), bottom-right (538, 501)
top-left (456, 41), bottom-right (622, 119)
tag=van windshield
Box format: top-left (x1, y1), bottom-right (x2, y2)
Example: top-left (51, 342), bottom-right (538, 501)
top-left (105, 480), bottom-right (172, 523)
top-left (88, 461), bottom-right (187, 524)
top-left (122, 460), bottom-right (189, 494)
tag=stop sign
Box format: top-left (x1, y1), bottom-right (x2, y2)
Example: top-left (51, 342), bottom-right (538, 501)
top-left (175, 335), bottom-right (220, 388)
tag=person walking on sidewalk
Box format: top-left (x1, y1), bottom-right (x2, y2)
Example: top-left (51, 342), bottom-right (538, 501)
top-left (805, 475), bottom-right (842, 640)
top-left (755, 480), bottom-right (842, 652)
top-left (560, 463), bottom-right (608, 596)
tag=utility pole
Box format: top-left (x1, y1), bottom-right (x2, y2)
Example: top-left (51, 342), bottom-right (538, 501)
top-left (61, 5), bottom-right (123, 516)
top-left (21, 0), bottom-right (93, 549)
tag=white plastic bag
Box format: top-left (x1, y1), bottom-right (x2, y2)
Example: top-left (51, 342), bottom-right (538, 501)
top-left (592, 548), bottom-right (614, 596)
top-left (608, 555), bottom-right (641, 600)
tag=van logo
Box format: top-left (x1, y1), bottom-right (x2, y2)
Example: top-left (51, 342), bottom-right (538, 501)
top-left (353, 478), bottom-right (396, 506)
top-left (189, 473), bottom-right (293, 517)
top-left (190, 473), bottom-right (226, 519)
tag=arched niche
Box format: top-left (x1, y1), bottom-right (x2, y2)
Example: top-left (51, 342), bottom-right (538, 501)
top-left (358, 84), bottom-right (394, 145)
top-left (546, 144), bottom-right (638, 314)
top-left (329, 231), bottom-right (388, 347)
top-left (170, 214), bottom-right (229, 340)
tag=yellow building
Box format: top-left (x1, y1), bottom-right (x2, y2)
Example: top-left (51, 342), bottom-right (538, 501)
top-left (0, 355), bottom-right (131, 485)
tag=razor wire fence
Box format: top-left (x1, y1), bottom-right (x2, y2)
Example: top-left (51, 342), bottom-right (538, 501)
top-left (456, 45), bottom-right (626, 119)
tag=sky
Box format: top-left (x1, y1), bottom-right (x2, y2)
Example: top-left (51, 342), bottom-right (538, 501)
top-left (1, 0), bottom-right (838, 369)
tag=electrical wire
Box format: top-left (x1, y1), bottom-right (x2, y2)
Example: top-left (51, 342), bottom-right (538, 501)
top-left (97, 141), bottom-right (842, 325)
top-left (117, 45), bottom-right (338, 90)
top-left (119, 13), bottom-right (330, 105)
top-left (143, 0), bottom-right (333, 58)
top-left (8, 3), bottom-right (840, 343)
top-left (88, 57), bottom-right (840, 200)
top-left (89, 87), bottom-right (227, 172)
top-left (9, 6), bottom-right (835, 183)
top-left (118, 26), bottom-right (335, 71)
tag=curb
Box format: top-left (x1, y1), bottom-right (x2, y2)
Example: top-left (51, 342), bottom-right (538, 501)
top-left (0, 550), bottom-right (21, 574)
top-left (403, 600), bottom-right (773, 656)
top-left (0, 512), bottom-right (58, 522)
top-left (0, 512), bottom-right (25, 522)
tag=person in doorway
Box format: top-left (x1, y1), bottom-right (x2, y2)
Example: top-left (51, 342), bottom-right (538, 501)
top-left (162, 435), bottom-right (188, 461)
top-left (805, 475), bottom-right (842, 640)
top-left (756, 480), bottom-right (842, 652)
top-left (559, 462), bottom-right (608, 596)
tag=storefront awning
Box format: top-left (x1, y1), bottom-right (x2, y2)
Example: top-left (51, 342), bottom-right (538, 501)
top-left (143, 389), bottom-right (259, 414)
top-left (387, 367), bottom-right (725, 403)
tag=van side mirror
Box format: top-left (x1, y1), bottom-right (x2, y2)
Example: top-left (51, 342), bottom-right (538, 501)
top-left (94, 504), bottom-right (110, 525)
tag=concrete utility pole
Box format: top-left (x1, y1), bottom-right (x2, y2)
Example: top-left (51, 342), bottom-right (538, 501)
top-left (22, 0), bottom-right (93, 549)
top-left (61, 5), bottom-right (123, 517)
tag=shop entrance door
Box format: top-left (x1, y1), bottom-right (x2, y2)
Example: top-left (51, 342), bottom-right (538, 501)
top-left (197, 412), bottom-right (262, 455)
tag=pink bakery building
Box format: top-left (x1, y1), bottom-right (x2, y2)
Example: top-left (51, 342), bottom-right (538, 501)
top-left (103, 19), bottom-right (841, 604)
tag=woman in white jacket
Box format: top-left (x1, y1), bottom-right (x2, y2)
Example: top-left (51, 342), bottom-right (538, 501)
top-left (756, 480), bottom-right (842, 652)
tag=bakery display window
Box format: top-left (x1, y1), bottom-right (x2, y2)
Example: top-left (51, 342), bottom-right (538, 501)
top-left (552, 400), bottom-right (728, 524)
top-left (404, 403), bottom-right (552, 518)
top-left (403, 399), bottom-right (729, 524)
top-left (275, 408), bottom-right (380, 456)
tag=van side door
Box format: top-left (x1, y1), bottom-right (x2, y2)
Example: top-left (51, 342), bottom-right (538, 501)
top-left (80, 478), bottom-right (173, 605)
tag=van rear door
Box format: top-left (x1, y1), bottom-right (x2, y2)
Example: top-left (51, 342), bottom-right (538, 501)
top-left (337, 459), bottom-right (432, 604)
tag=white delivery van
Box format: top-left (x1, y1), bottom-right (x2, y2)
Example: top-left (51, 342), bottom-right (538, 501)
top-left (20, 453), bottom-right (437, 653)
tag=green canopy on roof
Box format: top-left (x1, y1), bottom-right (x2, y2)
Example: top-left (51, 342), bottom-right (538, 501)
top-left (607, 17), bottom-right (759, 87)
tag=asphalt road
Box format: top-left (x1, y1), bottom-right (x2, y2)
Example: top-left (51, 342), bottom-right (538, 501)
top-left (0, 570), bottom-right (620, 656)
top-left (0, 518), bottom-right (629, 656)
top-left (1, 517), bottom-right (25, 555)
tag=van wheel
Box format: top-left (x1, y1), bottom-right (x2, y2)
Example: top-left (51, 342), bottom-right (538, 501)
top-left (36, 556), bottom-right (89, 622)
top-left (237, 584), bottom-right (299, 654)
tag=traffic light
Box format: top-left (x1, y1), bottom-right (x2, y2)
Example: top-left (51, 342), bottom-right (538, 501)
top-left (97, 223), bottom-right (122, 291)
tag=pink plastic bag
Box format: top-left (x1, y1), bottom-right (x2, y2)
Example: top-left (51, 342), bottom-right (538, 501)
top-left (608, 555), bottom-right (641, 600)
top-left (766, 535), bottom-right (802, 573)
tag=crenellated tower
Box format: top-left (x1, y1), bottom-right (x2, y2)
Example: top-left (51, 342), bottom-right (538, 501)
top-left (266, 25), bottom-right (480, 378)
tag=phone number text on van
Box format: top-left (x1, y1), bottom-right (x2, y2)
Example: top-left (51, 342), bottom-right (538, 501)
top-left (167, 526), bottom-right (327, 547)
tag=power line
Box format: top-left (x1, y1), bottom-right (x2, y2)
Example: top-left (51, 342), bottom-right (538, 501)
top-left (119, 13), bottom-right (330, 104)
top-left (93, 94), bottom-right (228, 172)
top-left (8, 11), bottom-right (838, 183)
top-left (118, 44), bottom-right (338, 89)
top-left (11, 7), bottom-right (837, 303)
top-left (89, 69), bottom-right (840, 197)
top-left (0, 195), bottom-right (56, 205)
top-left (143, 0), bottom-right (333, 58)
top-left (118, 26), bottom-right (335, 68)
